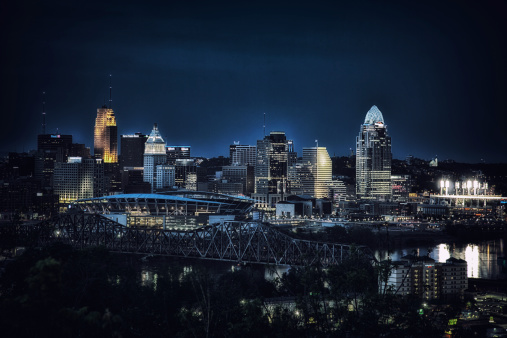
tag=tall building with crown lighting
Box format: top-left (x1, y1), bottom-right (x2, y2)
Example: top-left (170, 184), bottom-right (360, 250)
top-left (356, 105), bottom-right (392, 200)
top-left (144, 123), bottom-right (167, 193)
top-left (94, 106), bottom-right (118, 163)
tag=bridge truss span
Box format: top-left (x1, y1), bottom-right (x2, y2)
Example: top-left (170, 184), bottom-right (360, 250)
top-left (5, 214), bottom-right (372, 267)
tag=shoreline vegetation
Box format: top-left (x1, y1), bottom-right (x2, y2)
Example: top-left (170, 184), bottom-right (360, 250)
top-left (0, 243), bottom-right (447, 337)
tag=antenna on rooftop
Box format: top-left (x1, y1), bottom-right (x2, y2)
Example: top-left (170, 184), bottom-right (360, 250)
top-left (108, 74), bottom-right (112, 109)
top-left (263, 113), bottom-right (266, 137)
top-left (42, 91), bottom-right (46, 134)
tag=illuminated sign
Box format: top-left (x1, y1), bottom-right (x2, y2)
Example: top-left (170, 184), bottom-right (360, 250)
top-left (167, 147), bottom-right (175, 151)
top-left (181, 148), bottom-right (189, 151)
top-left (51, 134), bottom-right (61, 138)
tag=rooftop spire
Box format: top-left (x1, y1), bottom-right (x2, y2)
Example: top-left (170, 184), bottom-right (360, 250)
top-left (108, 74), bottom-right (112, 109)
top-left (42, 91), bottom-right (46, 134)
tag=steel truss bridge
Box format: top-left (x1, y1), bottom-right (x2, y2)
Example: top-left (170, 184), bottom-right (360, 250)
top-left (1, 214), bottom-right (373, 267)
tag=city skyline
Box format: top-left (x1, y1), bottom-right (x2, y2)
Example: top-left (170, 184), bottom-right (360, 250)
top-left (2, 0), bottom-right (506, 162)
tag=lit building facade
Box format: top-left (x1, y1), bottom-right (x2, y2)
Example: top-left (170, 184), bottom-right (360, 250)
top-left (381, 256), bottom-right (467, 301)
top-left (356, 105), bottom-right (392, 201)
top-left (253, 132), bottom-right (289, 208)
top-left (231, 145), bottom-right (257, 166)
top-left (391, 175), bottom-right (412, 202)
top-left (143, 124), bottom-right (167, 193)
top-left (174, 159), bottom-right (197, 189)
top-left (302, 147), bottom-right (332, 199)
top-left (53, 157), bottom-right (104, 204)
top-left (156, 165), bottom-right (175, 190)
top-left (94, 106), bottom-right (118, 163)
top-left (166, 146), bottom-right (191, 164)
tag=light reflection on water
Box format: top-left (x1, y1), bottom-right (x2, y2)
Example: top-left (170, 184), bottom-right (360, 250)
top-left (375, 239), bottom-right (506, 279)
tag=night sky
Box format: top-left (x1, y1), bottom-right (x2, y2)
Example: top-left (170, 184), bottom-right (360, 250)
top-left (2, 0), bottom-right (506, 162)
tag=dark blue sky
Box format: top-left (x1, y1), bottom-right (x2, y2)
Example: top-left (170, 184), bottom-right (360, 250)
top-left (2, 0), bottom-right (506, 162)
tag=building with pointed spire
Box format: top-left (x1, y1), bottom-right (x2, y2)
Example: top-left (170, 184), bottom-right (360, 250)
top-left (143, 123), bottom-right (167, 193)
top-left (356, 105), bottom-right (392, 201)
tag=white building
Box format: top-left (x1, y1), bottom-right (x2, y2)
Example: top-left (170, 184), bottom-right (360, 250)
top-left (156, 165), bottom-right (175, 190)
top-left (231, 145), bottom-right (257, 166)
top-left (143, 124), bottom-right (167, 193)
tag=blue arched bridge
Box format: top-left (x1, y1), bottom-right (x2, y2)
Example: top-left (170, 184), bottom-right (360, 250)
top-left (0, 213), bottom-right (373, 267)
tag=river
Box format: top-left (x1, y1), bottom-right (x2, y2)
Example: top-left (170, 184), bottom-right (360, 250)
top-left (375, 238), bottom-right (507, 279)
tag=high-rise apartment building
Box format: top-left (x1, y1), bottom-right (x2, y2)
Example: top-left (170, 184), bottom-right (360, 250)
top-left (253, 131), bottom-right (289, 208)
top-left (53, 157), bottom-right (104, 204)
top-left (94, 106), bottom-right (118, 163)
top-left (120, 133), bottom-right (147, 169)
top-left (302, 147), bottom-right (332, 199)
top-left (143, 124), bottom-right (167, 193)
top-left (356, 106), bottom-right (392, 201)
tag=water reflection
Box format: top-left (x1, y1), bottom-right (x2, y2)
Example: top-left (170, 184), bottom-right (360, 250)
top-left (376, 239), bottom-right (505, 279)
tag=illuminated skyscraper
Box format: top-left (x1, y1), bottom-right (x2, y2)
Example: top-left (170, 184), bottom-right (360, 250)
top-left (253, 131), bottom-right (289, 208)
top-left (143, 123), bottom-right (167, 192)
top-left (302, 147), bottom-right (332, 199)
top-left (94, 106), bottom-right (118, 163)
top-left (53, 157), bottom-right (104, 204)
top-left (356, 105), bottom-right (392, 200)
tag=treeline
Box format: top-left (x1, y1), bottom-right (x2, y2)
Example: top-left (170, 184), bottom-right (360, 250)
top-left (0, 243), bottom-right (450, 337)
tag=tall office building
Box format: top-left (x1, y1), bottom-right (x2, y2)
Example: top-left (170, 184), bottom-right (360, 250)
top-left (94, 106), bottom-right (118, 163)
top-left (53, 157), bottom-right (104, 204)
top-left (35, 134), bottom-right (73, 187)
top-left (143, 124), bottom-right (167, 193)
top-left (356, 105), bottom-right (392, 200)
top-left (302, 147), bottom-right (332, 199)
top-left (253, 131), bottom-right (289, 208)
top-left (120, 133), bottom-right (148, 169)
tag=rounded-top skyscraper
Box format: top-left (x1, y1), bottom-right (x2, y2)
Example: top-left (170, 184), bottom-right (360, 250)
top-left (363, 105), bottom-right (384, 125)
top-left (356, 105), bottom-right (392, 201)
